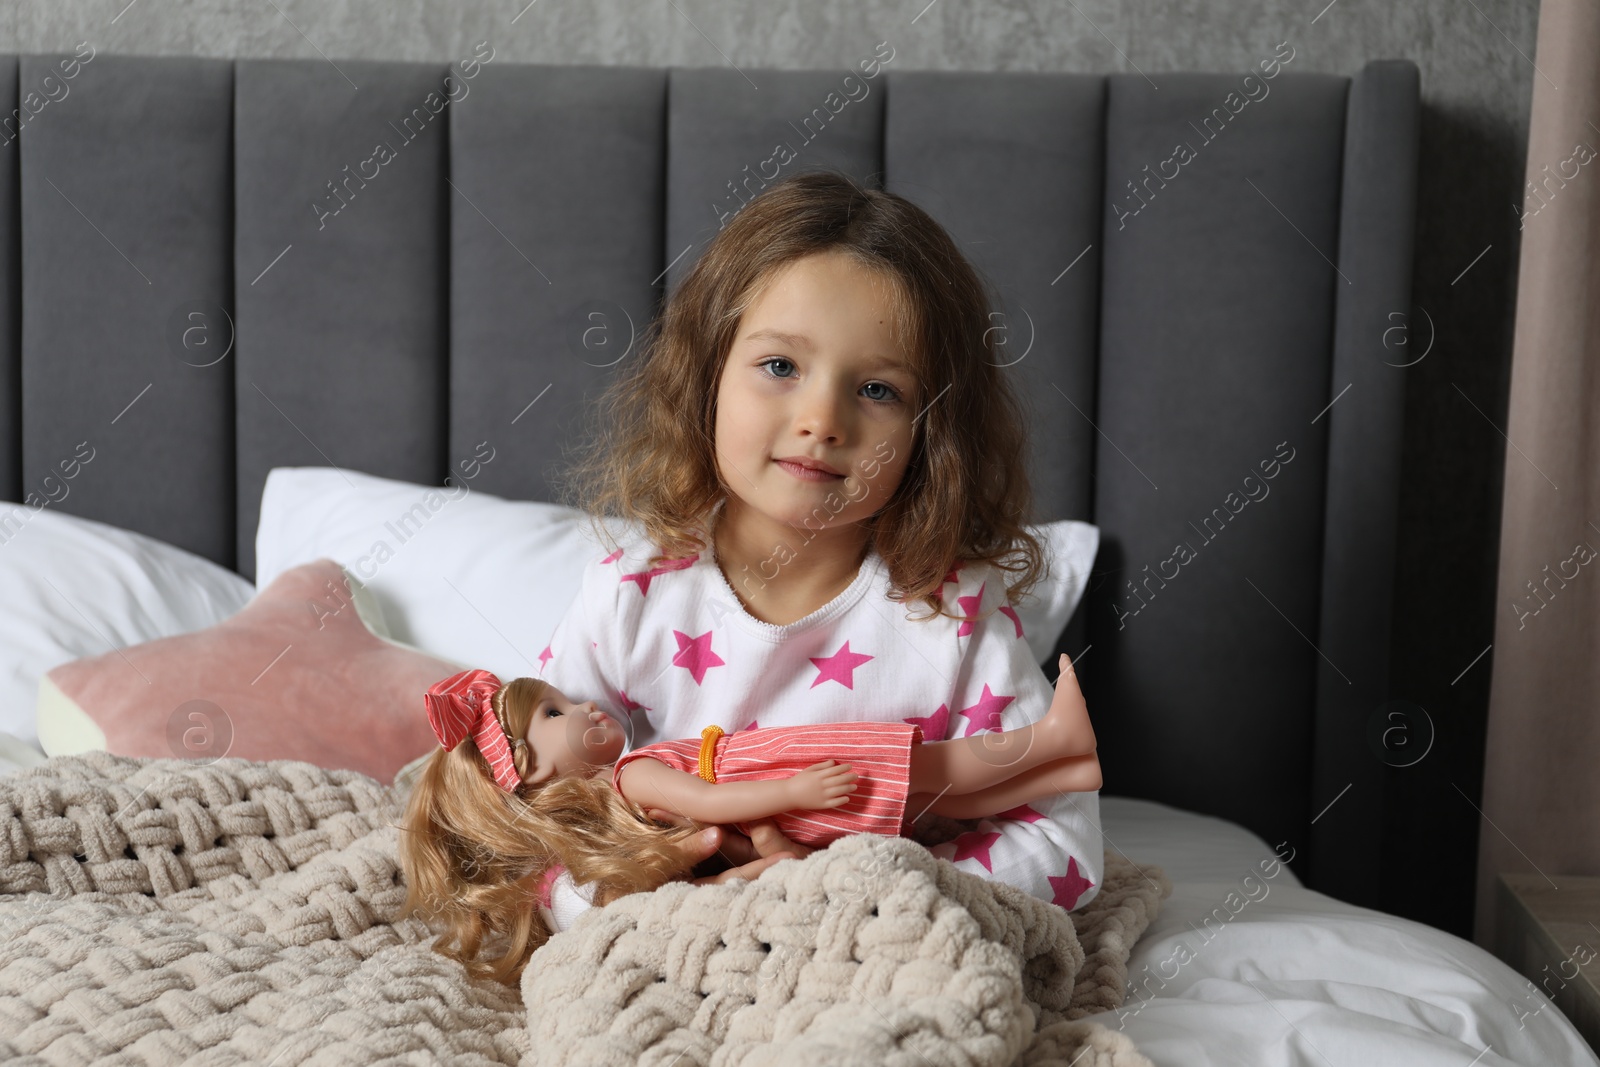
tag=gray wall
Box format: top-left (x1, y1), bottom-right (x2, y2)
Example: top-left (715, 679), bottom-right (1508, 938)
top-left (3, 0), bottom-right (1538, 942)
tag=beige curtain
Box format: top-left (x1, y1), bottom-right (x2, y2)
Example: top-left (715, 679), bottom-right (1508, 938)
top-left (1474, 0), bottom-right (1600, 950)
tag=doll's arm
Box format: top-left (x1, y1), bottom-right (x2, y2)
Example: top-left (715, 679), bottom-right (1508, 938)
top-left (617, 756), bottom-right (858, 825)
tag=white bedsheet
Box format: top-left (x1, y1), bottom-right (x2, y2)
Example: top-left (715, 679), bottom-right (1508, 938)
top-left (1097, 794), bottom-right (1598, 1067)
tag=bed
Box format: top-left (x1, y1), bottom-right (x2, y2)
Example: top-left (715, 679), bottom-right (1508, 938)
top-left (1, 47), bottom-right (1586, 1067)
top-left (1095, 796), bottom-right (1599, 1065)
top-left (0, 750), bottom-right (1589, 1066)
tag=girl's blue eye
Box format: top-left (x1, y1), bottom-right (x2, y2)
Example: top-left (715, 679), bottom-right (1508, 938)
top-left (757, 357), bottom-right (901, 406)
top-left (545, 707), bottom-right (562, 718)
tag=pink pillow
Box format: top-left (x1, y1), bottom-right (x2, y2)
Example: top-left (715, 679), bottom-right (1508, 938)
top-left (44, 559), bottom-right (458, 782)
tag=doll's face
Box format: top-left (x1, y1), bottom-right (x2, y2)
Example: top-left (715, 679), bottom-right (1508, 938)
top-left (522, 687), bottom-right (627, 786)
top-left (712, 250), bottom-right (919, 537)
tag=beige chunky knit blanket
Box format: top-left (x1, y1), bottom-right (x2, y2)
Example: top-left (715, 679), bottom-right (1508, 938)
top-left (0, 752), bottom-right (1170, 1066)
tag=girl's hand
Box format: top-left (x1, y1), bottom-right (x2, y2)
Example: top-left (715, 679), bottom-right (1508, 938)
top-left (691, 849), bottom-right (793, 887)
top-left (745, 817), bottom-right (814, 860)
top-left (644, 812), bottom-right (803, 883)
top-left (786, 760), bottom-right (858, 810)
top-left (683, 824), bottom-right (798, 886)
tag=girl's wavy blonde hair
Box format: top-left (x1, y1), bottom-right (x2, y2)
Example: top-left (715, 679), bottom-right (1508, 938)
top-left (556, 168), bottom-right (1046, 623)
top-left (397, 675), bottom-right (703, 987)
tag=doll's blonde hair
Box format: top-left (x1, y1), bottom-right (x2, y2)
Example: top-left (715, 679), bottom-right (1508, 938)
top-left (397, 675), bottom-right (703, 986)
top-left (555, 168), bottom-right (1047, 626)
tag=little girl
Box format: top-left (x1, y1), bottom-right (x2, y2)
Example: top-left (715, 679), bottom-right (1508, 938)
top-left (399, 659), bottom-right (1099, 983)
top-left (539, 169), bottom-right (1104, 933)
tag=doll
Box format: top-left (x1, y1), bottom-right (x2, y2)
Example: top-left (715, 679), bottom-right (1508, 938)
top-left (398, 654), bottom-right (1098, 983)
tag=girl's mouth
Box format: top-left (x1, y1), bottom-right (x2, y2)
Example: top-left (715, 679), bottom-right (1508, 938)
top-left (776, 459), bottom-right (845, 482)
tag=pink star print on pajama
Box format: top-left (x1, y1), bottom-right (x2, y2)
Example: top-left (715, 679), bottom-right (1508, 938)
top-left (533, 527), bottom-right (1104, 932)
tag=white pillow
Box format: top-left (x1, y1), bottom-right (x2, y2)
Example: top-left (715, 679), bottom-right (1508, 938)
top-left (255, 466), bottom-right (1098, 679)
top-left (0, 502), bottom-right (256, 747)
top-left (1021, 518), bottom-right (1099, 664)
top-left (254, 467), bottom-right (635, 683)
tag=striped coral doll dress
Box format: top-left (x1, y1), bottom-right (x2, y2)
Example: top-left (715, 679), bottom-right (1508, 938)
top-left (610, 720), bottom-right (926, 848)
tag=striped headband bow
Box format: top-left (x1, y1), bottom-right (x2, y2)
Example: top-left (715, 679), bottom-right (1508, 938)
top-left (424, 668), bottom-right (524, 792)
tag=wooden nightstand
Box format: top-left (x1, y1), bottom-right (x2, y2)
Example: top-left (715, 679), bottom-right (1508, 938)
top-left (1495, 873), bottom-right (1600, 1052)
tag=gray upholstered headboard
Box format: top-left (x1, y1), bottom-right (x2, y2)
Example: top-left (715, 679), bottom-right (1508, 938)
top-left (0, 52), bottom-right (1418, 904)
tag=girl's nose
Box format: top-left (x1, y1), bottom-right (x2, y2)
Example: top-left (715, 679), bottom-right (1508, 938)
top-left (795, 389), bottom-right (847, 442)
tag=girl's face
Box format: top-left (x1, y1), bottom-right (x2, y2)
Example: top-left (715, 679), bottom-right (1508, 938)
top-left (713, 250), bottom-right (919, 539)
top-left (521, 687), bottom-right (627, 785)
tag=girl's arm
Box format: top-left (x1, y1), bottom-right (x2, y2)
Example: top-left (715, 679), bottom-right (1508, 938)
top-left (929, 570), bottom-right (1106, 911)
top-left (617, 756), bottom-right (857, 825)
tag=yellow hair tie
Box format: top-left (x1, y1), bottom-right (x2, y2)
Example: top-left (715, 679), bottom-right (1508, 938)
top-left (697, 725), bottom-right (724, 784)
